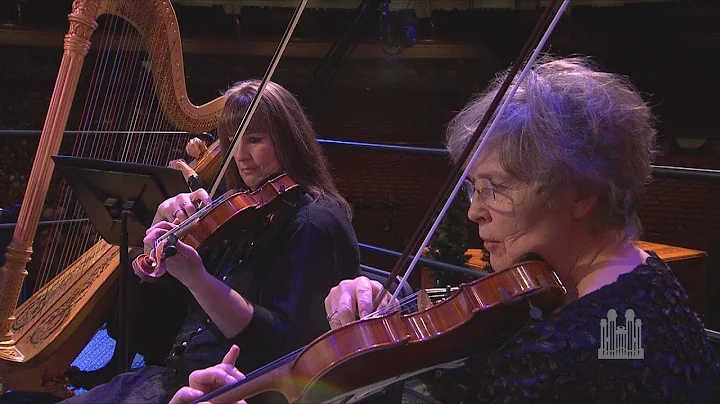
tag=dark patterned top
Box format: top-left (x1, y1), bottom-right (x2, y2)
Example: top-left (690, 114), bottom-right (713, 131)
top-left (166, 192), bottom-right (361, 379)
top-left (436, 253), bottom-right (720, 403)
top-left (58, 193), bottom-right (360, 404)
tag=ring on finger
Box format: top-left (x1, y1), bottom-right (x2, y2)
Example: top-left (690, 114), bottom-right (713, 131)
top-left (172, 208), bottom-right (184, 218)
top-left (326, 309), bottom-right (339, 321)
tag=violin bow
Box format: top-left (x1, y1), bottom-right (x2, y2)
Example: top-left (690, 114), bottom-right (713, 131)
top-left (152, 0), bottom-right (308, 255)
top-left (188, 3), bottom-right (572, 403)
top-left (207, 0), bottom-right (309, 200)
top-left (371, 0), bottom-right (571, 313)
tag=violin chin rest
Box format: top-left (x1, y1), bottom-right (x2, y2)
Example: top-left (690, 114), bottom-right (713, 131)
top-left (514, 252), bottom-right (547, 264)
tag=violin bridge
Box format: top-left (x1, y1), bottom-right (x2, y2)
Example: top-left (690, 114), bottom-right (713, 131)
top-left (417, 289), bottom-right (433, 311)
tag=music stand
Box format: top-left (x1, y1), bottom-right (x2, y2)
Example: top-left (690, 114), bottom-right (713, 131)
top-left (51, 155), bottom-right (190, 375)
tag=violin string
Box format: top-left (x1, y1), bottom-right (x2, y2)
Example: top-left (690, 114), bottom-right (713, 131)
top-left (386, 0), bottom-right (571, 307)
top-left (194, 290), bottom-right (437, 401)
top-left (375, 291), bottom-right (420, 316)
top-left (196, 291), bottom-right (425, 402)
top-left (374, 286), bottom-right (462, 317)
top-left (156, 190), bottom-right (234, 244)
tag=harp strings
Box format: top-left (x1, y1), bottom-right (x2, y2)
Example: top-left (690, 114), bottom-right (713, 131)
top-left (34, 9), bottom-right (124, 291)
top-left (34, 2), bottom-right (190, 291)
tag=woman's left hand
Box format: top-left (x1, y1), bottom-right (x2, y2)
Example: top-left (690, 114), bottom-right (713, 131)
top-left (169, 345), bottom-right (247, 404)
top-left (169, 159), bottom-right (199, 183)
top-left (143, 220), bottom-right (207, 286)
top-left (152, 189), bottom-right (211, 228)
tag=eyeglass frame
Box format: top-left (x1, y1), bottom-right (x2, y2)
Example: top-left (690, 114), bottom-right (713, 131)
top-left (461, 178), bottom-right (498, 205)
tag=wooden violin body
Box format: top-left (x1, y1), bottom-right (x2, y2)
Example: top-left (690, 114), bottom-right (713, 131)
top-left (199, 259), bottom-right (566, 403)
top-left (189, 139), bottom-right (222, 187)
top-left (170, 139), bottom-right (222, 188)
top-left (132, 174), bottom-right (300, 281)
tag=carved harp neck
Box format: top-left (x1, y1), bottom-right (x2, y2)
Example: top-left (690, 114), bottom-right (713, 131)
top-left (97, 0), bottom-right (226, 133)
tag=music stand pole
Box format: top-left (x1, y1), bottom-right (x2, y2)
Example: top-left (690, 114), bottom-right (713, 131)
top-left (51, 155), bottom-right (190, 375)
top-left (118, 204), bottom-right (131, 374)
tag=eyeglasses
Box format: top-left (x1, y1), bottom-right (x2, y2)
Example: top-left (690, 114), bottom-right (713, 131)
top-left (462, 178), bottom-right (497, 205)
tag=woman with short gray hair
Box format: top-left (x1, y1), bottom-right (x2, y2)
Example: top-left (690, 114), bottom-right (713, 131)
top-left (446, 56), bottom-right (657, 244)
top-left (174, 57), bottom-right (720, 403)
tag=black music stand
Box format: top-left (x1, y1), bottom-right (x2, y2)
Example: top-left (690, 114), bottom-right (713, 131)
top-left (51, 155), bottom-right (190, 375)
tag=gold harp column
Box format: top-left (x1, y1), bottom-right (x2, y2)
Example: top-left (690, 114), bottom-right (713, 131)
top-left (0, 0), bottom-right (101, 351)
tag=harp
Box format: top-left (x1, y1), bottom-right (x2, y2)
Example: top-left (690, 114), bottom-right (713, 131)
top-left (0, 0), bottom-right (225, 397)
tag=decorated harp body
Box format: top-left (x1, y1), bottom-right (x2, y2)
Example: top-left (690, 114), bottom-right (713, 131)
top-left (0, 0), bottom-right (224, 397)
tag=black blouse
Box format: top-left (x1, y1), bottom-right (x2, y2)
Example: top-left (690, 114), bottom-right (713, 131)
top-left (442, 253), bottom-right (720, 403)
top-left (164, 192), bottom-right (361, 379)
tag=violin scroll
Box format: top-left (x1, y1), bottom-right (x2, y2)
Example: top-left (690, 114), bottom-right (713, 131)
top-left (131, 224), bottom-right (181, 282)
top-left (131, 173), bottom-right (300, 283)
top-left (131, 253), bottom-right (164, 283)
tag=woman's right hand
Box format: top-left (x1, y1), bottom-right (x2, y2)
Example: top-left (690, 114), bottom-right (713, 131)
top-left (324, 276), bottom-right (398, 330)
top-left (169, 345), bottom-right (247, 404)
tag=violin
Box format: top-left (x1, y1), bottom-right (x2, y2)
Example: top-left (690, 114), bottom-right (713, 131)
top-left (131, 173), bottom-right (300, 282)
top-left (188, 0), bottom-right (570, 400)
top-left (193, 259), bottom-right (566, 403)
top-left (169, 138), bottom-right (222, 190)
top-left (188, 139), bottom-right (222, 188)
top-left (148, 0), bottom-right (575, 400)
top-left (150, 0), bottom-right (310, 282)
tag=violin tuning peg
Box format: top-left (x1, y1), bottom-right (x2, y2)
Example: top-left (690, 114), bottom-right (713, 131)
top-left (164, 245), bottom-right (177, 258)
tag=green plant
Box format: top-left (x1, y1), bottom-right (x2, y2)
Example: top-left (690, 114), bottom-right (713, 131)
top-left (424, 195), bottom-right (476, 287)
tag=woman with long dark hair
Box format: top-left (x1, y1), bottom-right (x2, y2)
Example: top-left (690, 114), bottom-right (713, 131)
top-left (62, 80), bottom-right (360, 404)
